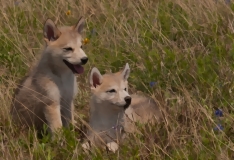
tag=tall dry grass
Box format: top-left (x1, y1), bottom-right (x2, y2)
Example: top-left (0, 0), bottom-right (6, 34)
top-left (0, 0), bottom-right (234, 159)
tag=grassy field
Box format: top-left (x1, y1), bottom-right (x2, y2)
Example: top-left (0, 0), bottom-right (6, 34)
top-left (1, 0), bottom-right (234, 159)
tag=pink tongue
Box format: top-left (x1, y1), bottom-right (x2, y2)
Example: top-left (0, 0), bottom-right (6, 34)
top-left (74, 65), bottom-right (84, 74)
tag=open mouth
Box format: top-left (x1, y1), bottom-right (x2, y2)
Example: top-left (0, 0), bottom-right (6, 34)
top-left (63, 60), bottom-right (84, 74)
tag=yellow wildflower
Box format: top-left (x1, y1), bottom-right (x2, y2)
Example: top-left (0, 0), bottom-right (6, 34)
top-left (66, 10), bottom-right (71, 16)
top-left (83, 38), bottom-right (89, 45)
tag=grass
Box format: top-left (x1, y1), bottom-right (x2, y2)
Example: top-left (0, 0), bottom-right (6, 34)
top-left (1, 0), bottom-right (234, 159)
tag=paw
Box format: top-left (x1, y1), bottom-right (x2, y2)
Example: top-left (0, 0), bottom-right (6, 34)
top-left (107, 142), bottom-right (119, 153)
top-left (82, 142), bottom-right (90, 153)
top-left (72, 120), bottom-right (77, 125)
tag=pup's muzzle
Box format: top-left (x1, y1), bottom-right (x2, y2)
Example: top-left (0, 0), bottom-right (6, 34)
top-left (80, 57), bottom-right (88, 65)
top-left (123, 96), bottom-right (131, 109)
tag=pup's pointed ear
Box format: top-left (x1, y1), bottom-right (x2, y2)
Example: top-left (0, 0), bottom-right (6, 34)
top-left (90, 67), bottom-right (103, 88)
top-left (121, 63), bottom-right (130, 81)
top-left (43, 19), bottom-right (61, 42)
top-left (73, 17), bottom-right (85, 34)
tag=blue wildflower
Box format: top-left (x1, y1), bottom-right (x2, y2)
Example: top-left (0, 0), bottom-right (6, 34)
top-left (213, 124), bottom-right (224, 131)
top-left (149, 81), bottom-right (157, 87)
top-left (215, 109), bottom-right (223, 117)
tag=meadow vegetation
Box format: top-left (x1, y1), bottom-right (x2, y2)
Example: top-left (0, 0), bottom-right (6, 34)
top-left (0, 0), bottom-right (234, 159)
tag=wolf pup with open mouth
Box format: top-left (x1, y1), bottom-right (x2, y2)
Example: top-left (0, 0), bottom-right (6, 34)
top-left (11, 17), bottom-right (88, 136)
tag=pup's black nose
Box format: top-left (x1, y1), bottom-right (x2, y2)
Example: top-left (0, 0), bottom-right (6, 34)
top-left (81, 57), bottom-right (88, 65)
top-left (124, 96), bottom-right (131, 109)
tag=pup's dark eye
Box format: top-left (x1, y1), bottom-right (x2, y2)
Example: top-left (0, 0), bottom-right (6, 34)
top-left (63, 47), bottom-right (73, 51)
top-left (107, 89), bottom-right (116, 93)
top-left (124, 88), bottom-right (127, 91)
top-left (81, 45), bottom-right (83, 49)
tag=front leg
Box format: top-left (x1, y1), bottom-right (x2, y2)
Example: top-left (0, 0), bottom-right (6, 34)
top-left (61, 106), bottom-right (72, 127)
top-left (44, 103), bottom-right (62, 134)
top-left (72, 76), bottom-right (78, 125)
top-left (71, 102), bottom-right (77, 125)
top-left (61, 99), bottom-right (76, 127)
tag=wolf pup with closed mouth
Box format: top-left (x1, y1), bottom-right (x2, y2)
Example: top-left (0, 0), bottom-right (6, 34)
top-left (82, 63), bottom-right (162, 153)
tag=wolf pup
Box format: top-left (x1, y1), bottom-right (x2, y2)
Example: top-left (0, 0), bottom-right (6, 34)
top-left (82, 63), bottom-right (162, 153)
top-left (11, 17), bottom-right (88, 135)
top-left (122, 94), bottom-right (163, 134)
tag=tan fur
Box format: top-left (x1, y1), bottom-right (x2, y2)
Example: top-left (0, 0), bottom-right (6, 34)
top-left (44, 103), bottom-right (63, 133)
top-left (11, 17), bottom-right (87, 135)
top-left (123, 94), bottom-right (163, 133)
top-left (82, 63), bottom-right (162, 153)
